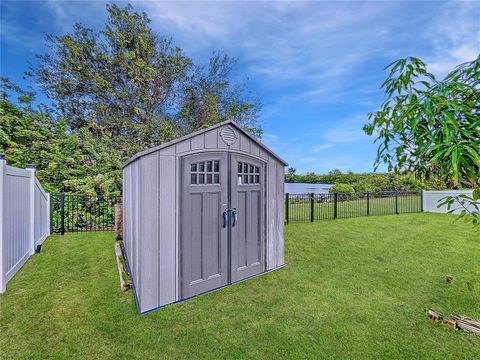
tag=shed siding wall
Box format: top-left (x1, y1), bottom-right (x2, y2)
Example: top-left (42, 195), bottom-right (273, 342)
top-left (275, 162), bottom-right (285, 267)
top-left (204, 130), bottom-right (217, 149)
top-left (266, 158), bottom-right (277, 270)
top-left (158, 150), bottom-right (177, 306)
top-left (133, 161), bottom-right (141, 293)
top-left (240, 133), bottom-right (250, 153)
top-left (124, 152), bottom-right (178, 313)
top-left (259, 148), bottom-right (269, 161)
top-left (123, 161), bottom-right (141, 307)
top-left (123, 124), bottom-right (285, 313)
top-left (138, 153), bottom-right (160, 311)
top-left (265, 156), bottom-right (285, 269)
top-left (122, 166), bottom-right (130, 283)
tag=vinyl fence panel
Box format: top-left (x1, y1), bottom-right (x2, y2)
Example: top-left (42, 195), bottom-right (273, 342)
top-left (422, 190), bottom-right (475, 214)
top-left (2, 164), bottom-right (31, 289)
top-left (34, 178), bottom-right (50, 245)
top-left (0, 158), bottom-right (50, 293)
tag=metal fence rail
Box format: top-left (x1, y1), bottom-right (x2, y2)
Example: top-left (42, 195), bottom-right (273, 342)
top-left (51, 194), bottom-right (121, 234)
top-left (285, 191), bottom-right (422, 224)
top-left (50, 190), bottom-right (421, 232)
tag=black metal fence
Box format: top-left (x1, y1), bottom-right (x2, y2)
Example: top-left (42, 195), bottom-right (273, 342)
top-left (51, 194), bottom-right (121, 234)
top-left (285, 191), bottom-right (422, 224)
top-left (50, 190), bottom-right (422, 232)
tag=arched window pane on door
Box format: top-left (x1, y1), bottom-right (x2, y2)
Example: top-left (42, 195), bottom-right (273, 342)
top-left (237, 162), bottom-right (260, 185)
top-left (191, 160), bottom-right (220, 185)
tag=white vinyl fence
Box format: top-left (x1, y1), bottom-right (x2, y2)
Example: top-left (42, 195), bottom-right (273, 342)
top-left (0, 157), bottom-right (50, 293)
top-left (422, 190), bottom-right (475, 214)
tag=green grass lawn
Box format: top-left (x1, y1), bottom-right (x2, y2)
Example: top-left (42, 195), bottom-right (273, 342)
top-left (1, 213), bottom-right (479, 359)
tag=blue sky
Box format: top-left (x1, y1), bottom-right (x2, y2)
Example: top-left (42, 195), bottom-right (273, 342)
top-left (1, 1), bottom-right (479, 174)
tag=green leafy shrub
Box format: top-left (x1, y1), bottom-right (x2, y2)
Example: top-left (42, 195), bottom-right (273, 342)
top-left (398, 176), bottom-right (424, 190)
top-left (329, 183), bottom-right (355, 194)
top-left (352, 181), bottom-right (376, 193)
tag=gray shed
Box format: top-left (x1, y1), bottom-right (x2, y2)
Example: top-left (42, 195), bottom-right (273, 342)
top-left (123, 120), bottom-right (287, 314)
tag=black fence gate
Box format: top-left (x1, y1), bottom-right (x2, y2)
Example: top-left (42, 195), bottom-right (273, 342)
top-left (51, 194), bottom-right (121, 234)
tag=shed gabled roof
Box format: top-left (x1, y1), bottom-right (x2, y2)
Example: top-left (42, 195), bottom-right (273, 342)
top-left (124, 120), bottom-right (288, 167)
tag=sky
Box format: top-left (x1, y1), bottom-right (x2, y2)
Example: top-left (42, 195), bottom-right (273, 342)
top-left (1, 1), bottom-right (479, 174)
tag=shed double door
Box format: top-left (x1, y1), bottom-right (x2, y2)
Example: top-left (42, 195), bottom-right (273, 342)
top-left (181, 152), bottom-right (265, 299)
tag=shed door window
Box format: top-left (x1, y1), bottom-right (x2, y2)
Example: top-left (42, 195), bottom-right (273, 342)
top-left (237, 162), bottom-right (260, 185)
top-left (191, 160), bottom-right (220, 185)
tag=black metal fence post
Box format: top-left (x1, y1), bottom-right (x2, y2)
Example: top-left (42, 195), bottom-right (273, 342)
top-left (50, 194), bottom-right (53, 234)
top-left (285, 193), bottom-right (289, 224)
top-left (60, 193), bottom-right (65, 235)
top-left (367, 192), bottom-right (370, 216)
top-left (395, 191), bottom-right (399, 215)
top-left (420, 190), bottom-right (424, 212)
top-left (310, 193), bottom-right (314, 222)
top-left (333, 193), bottom-right (338, 219)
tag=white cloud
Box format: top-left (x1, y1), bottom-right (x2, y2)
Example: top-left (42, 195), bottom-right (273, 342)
top-left (2, 0), bottom-right (478, 175)
top-left (6, 0), bottom-right (477, 104)
top-left (423, 1), bottom-right (480, 78)
top-left (311, 143), bottom-right (333, 153)
top-left (320, 114), bottom-right (370, 144)
top-left (1, 0), bottom-right (106, 52)
top-left (429, 45), bottom-right (479, 77)
top-left (43, 0), bottom-right (106, 32)
top-left (137, 0), bottom-right (401, 104)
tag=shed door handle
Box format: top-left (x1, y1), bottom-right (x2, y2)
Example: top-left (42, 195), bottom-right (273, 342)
top-left (222, 210), bottom-right (228, 228)
top-left (231, 208), bottom-right (237, 227)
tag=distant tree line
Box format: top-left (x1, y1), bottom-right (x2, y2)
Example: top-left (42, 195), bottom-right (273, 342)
top-left (285, 168), bottom-right (425, 193)
top-left (0, 4), bottom-right (261, 195)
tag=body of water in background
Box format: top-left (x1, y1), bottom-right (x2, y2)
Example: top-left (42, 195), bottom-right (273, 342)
top-left (284, 183), bottom-right (333, 194)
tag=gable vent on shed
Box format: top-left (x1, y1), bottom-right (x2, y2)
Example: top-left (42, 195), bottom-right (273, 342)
top-left (219, 126), bottom-right (238, 146)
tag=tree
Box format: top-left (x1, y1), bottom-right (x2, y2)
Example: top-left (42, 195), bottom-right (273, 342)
top-left (0, 97), bottom-right (52, 169)
top-left (31, 4), bottom-right (182, 154)
top-left (285, 167), bottom-right (298, 182)
top-left (363, 56), bottom-right (480, 187)
top-left (31, 4), bottom-right (261, 156)
top-left (364, 56), bottom-right (480, 224)
top-left (175, 53), bottom-right (262, 138)
top-left (328, 169), bottom-right (342, 176)
top-left (1, 81), bottom-right (122, 196)
top-left (286, 167), bottom-right (297, 176)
